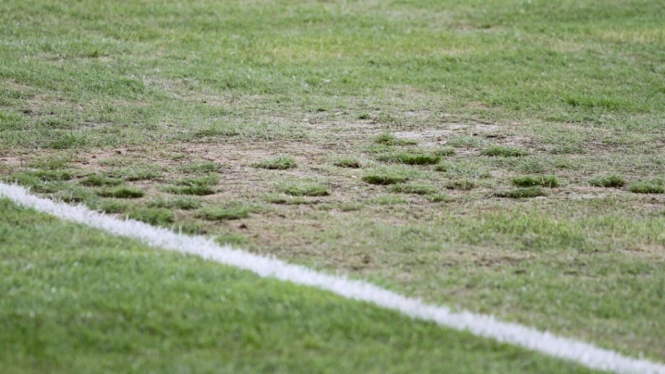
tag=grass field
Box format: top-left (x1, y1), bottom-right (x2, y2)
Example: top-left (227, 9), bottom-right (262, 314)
top-left (1, 0), bottom-right (665, 370)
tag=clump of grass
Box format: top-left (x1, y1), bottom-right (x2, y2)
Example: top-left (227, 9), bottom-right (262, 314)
top-left (589, 175), bottom-right (626, 188)
top-left (362, 166), bottom-right (416, 185)
top-left (81, 174), bottom-right (123, 187)
top-left (148, 196), bottom-right (202, 210)
top-left (389, 183), bottom-right (437, 195)
top-left (433, 147), bottom-right (456, 156)
top-left (629, 182), bottom-right (664, 194)
top-left (377, 152), bottom-right (441, 165)
top-left (434, 162), bottom-right (492, 179)
top-left (333, 156), bottom-right (362, 168)
top-left (215, 230), bottom-right (250, 246)
top-left (196, 205), bottom-right (250, 221)
top-left (373, 133), bottom-right (417, 146)
top-left (495, 187), bottom-right (545, 199)
top-left (97, 186), bottom-right (145, 199)
top-left (518, 159), bottom-right (546, 174)
top-left (176, 222), bottom-right (209, 235)
top-left (446, 180), bottom-right (477, 190)
top-left (165, 174), bottom-right (219, 195)
top-left (482, 146), bottom-right (529, 157)
top-left (115, 166), bottom-right (162, 181)
top-left (279, 182), bottom-right (330, 197)
top-left (178, 161), bottom-right (223, 173)
top-left (253, 155), bottom-right (296, 170)
top-left (128, 207), bottom-right (175, 225)
top-left (362, 174), bottom-right (408, 185)
top-left (358, 113), bottom-right (371, 120)
top-left (512, 175), bottom-right (559, 188)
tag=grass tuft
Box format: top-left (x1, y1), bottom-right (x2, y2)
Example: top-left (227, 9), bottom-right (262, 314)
top-left (589, 175), bottom-right (626, 188)
top-left (279, 182), bottom-right (330, 197)
top-left (373, 133), bottom-right (418, 146)
top-left (377, 152), bottom-right (441, 165)
top-left (147, 196), bottom-right (202, 210)
top-left (128, 207), bottom-right (175, 225)
top-left (495, 187), bottom-right (545, 199)
top-left (196, 205), bottom-right (250, 221)
top-left (512, 175), bottom-right (559, 188)
top-left (446, 180), bottom-right (478, 190)
top-left (97, 186), bottom-right (145, 199)
top-left (333, 156), bottom-right (362, 168)
top-left (388, 183), bottom-right (437, 195)
top-left (253, 155), bottom-right (297, 170)
top-left (482, 146), bottom-right (529, 157)
top-left (629, 182), bottom-right (664, 194)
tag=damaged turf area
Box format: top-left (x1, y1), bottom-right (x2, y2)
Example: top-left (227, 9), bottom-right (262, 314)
top-left (1, 0), bottom-right (665, 365)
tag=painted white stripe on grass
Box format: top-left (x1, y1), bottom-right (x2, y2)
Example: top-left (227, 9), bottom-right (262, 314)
top-left (1, 183), bottom-right (663, 374)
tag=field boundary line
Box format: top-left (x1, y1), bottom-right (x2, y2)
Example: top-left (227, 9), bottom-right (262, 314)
top-left (1, 182), bottom-right (663, 374)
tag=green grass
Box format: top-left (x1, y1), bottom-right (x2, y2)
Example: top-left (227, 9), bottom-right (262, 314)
top-left (333, 156), bottom-right (362, 169)
top-left (589, 175), bottom-right (626, 188)
top-left (196, 205), bottom-right (250, 221)
top-left (0, 199), bottom-right (600, 374)
top-left (278, 182), bottom-right (331, 197)
top-left (2, 0), bottom-right (665, 364)
top-left (482, 146), bottom-right (530, 158)
top-left (377, 152), bottom-right (442, 165)
top-left (253, 155), bottom-right (296, 170)
top-left (495, 187), bottom-right (545, 199)
top-left (80, 173), bottom-right (123, 187)
top-left (127, 207), bottom-right (175, 225)
top-left (512, 175), bottom-right (559, 188)
top-left (97, 186), bottom-right (145, 199)
top-left (629, 182), bottom-right (665, 194)
top-left (388, 183), bottom-right (438, 195)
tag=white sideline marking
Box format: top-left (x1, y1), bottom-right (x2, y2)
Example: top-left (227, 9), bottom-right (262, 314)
top-left (1, 182), bottom-right (663, 374)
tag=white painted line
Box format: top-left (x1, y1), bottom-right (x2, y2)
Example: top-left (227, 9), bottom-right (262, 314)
top-left (1, 182), bottom-right (663, 374)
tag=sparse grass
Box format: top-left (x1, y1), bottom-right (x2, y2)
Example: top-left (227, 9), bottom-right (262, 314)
top-left (433, 147), bottom-right (456, 157)
top-left (253, 155), bottom-right (296, 170)
top-left (165, 174), bottom-right (219, 195)
top-left (214, 230), bottom-right (250, 246)
top-left (425, 193), bottom-right (452, 203)
top-left (88, 199), bottom-right (130, 214)
top-left (128, 207), bottom-right (175, 225)
top-left (512, 175), bottom-right (559, 188)
top-left (27, 155), bottom-right (72, 170)
top-left (196, 205), bottom-right (250, 221)
top-left (373, 133), bottom-right (418, 146)
top-left (362, 169), bottom-right (410, 185)
top-left (495, 187), bottom-right (545, 199)
top-left (97, 186), bottom-right (145, 199)
top-left (278, 182), bottom-right (330, 197)
top-left (333, 156), bottom-right (362, 168)
top-left (435, 162), bottom-right (492, 179)
top-left (377, 152), bottom-right (441, 165)
top-left (147, 196), bottom-right (202, 210)
top-left (366, 195), bottom-right (408, 205)
top-left (115, 167), bottom-right (162, 181)
top-left (482, 146), bottom-right (530, 157)
top-left (446, 180), bottom-right (478, 191)
top-left (54, 186), bottom-right (97, 204)
top-left (447, 136), bottom-right (483, 149)
top-left (178, 161), bottom-right (223, 173)
top-left (80, 173), bottom-right (123, 187)
top-left (389, 183), bottom-right (437, 195)
top-left (629, 182), bottom-right (665, 194)
top-left (590, 175), bottom-right (626, 188)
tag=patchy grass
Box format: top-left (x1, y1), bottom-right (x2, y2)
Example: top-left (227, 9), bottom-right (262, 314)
top-left (495, 187), bottom-right (545, 199)
top-left (147, 196), bottom-right (202, 210)
top-left (446, 180), bottom-right (478, 191)
top-left (482, 146), bottom-right (530, 157)
top-left (97, 186), bottom-right (145, 199)
top-left (253, 155), bottom-right (296, 170)
top-left (80, 174), bottom-right (123, 187)
top-left (590, 175), bottom-right (626, 188)
top-left (388, 183), bottom-right (437, 195)
top-left (333, 156), bottom-right (362, 168)
top-left (629, 182), bottom-right (665, 194)
top-left (512, 175), bottom-right (559, 188)
top-left (196, 205), bottom-right (250, 221)
top-left (278, 182), bottom-right (330, 197)
top-left (377, 152), bottom-right (441, 165)
top-left (178, 161), bottom-right (224, 173)
top-left (373, 133), bottom-right (418, 146)
top-left (128, 207), bottom-right (175, 226)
